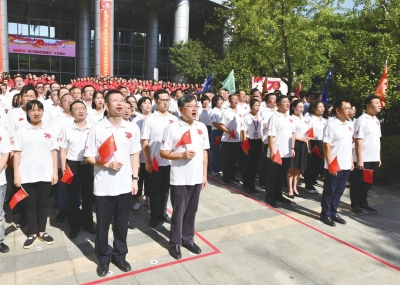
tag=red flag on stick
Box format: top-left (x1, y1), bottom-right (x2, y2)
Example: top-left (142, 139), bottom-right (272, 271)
top-left (272, 150), bottom-right (282, 165)
top-left (295, 80), bottom-right (302, 98)
top-left (305, 128), bottom-right (314, 139)
top-left (9, 188), bottom-right (29, 210)
top-left (214, 136), bottom-right (221, 146)
top-left (61, 166), bottom-right (74, 184)
top-left (363, 169), bottom-right (374, 184)
top-left (98, 134), bottom-right (117, 161)
top-left (176, 130), bottom-right (192, 148)
top-left (262, 74), bottom-right (268, 95)
top-left (374, 61), bottom-right (388, 107)
top-left (242, 138), bottom-right (251, 152)
top-left (152, 156), bottom-right (159, 172)
top-left (312, 145), bottom-right (322, 158)
top-left (228, 129), bottom-right (236, 140)
top-left (328, 156), bottom-right (340, 173)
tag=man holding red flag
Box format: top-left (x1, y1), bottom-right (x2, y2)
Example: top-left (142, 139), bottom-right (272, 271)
top-left (142, 89), bottom-right (178, 228)
top-left (321, 100), bottom-right (354, 227)
top-left (84, 90), bottom-right (141, 277)
top-left (350, 95), bottom-right (382, 215)
top-left (0, 126), bottom-right (11, 253)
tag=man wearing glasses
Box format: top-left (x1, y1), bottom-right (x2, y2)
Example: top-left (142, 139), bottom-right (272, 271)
top-left (35, 83), bottom-right (46, 103)
top-left (142, 89), bottom-right (177, 228)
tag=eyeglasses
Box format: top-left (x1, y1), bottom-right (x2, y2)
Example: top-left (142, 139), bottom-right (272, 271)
top-left (62, 99), bottom-right (73, 103)
top-left (109, 99), bottom-right (125, 103)
top-left (158, 99), bottom-right (170, 103)
top-left (37, 86), bottom-right (44, 89)
top-left (184, 105), bottom-right (200, 109)
top-left (72, 107), bottom-right (86, 112)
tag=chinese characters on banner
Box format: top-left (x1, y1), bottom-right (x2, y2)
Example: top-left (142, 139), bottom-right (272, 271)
top-left (100, 0), bottom-right (112, 77)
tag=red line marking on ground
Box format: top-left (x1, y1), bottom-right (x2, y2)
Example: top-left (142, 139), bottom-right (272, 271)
top-left (208, 176), bottom-right (400, 272)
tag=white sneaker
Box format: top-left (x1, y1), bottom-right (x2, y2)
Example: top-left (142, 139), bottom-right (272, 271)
top-left (211, 171), bottom-right (218, 176)
top-left (133, 203), bottom-right (141, 211)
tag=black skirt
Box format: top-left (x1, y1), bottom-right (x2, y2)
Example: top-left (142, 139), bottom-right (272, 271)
top-left (290, 140), bottom-right (308, 171)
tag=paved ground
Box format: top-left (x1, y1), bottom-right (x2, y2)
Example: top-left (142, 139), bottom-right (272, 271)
top-left (1, 174), bottom-right (400, 285)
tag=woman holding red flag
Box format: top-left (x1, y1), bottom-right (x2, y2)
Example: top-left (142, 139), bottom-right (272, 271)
top-left (13, 100), bottom-right (58, 249)
top-left (240, 99), bottom-right (262, 194)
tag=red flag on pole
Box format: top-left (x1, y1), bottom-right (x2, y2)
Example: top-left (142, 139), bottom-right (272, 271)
top-left (295, 80), bottom-right (302, 98)
top-left (176, 130), bottom-right (192, 148)
top-left (328, 156), bottom-right (340, 173)
top-left (305, 128), bottom-right (314, 139)
top-left (272, 150), bottom-right (282, 165)
top-left (241, 138), bottom-right (251, 152)
top-left (61, 166), bottom-right (74, 184)
top-left (228, 129), bottom-right (236, 140)
top-left (262, 74), bottom-right (268, 95)
top-left (374, 61), bottom-right (388, 107)
top-left (98, 134), bottom-right (117, 161)
top-left (363, 169), bottom-right (374, 184)
top-left (9, 188), bottom-right (29, 210)
top-left (214, 136), bottom-right (221, 146)
top-left (312, 145), bottom-right (322, 158)
top-left (152, 156), bottom-right (159, 172)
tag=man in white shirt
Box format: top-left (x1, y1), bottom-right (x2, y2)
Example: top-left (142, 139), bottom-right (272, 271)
top-left (0, 127), bottom-right (11, 253)
top-left (82, 85), bottom-right (94, 114)
top-left (350, 95), bottom-right (382, 215)
top-left (5, 76), bottom-right (25, 111)
top-left (160, 94), bottom-right (209, 260)
top-left (321, 100), bottom-right (354, 227)
top-left (84, 90), bottom-right (141, 277)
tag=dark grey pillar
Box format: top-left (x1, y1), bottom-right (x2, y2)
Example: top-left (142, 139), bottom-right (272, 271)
top-left (145, 9), bottom-right (159, 80)
top-left (76, 0), bottom-right (91, 77)
top-left (1, 0), bottom-right (9, 72)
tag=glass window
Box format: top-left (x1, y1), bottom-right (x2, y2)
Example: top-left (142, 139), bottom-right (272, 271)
top-left (160, 34), bottom-right (170, 48)
top-left (19, 54), bottom-right (29, 71)
top-left (9, 54), bottom-right (19, 71)
top-left (132, 46), bottom-right (144, 61)
top-left (28, 4), bottom-right (47, 19)
top-left (119, 45), bottom-right (131, 61)
top-left (18, 18), bottom-right (29, 36)
top-left (118, 61), bottom-right (131, 76)
top-left (50, 6), bottom-right (60, 21)
top-left (59, 8), bottom-right (75, 22)
top-left (59, 22), bottom-right (75, 39)
top-left (132, 62), bottom-right (144, 78)
top-left (49, 21), bottom-right (58, 38)
top-left (60, 73), bottom-right (75, 84)
top-left (29, 55), bottom-right (50, 72)
top-left (50, 57), bottom-right (60, 72)
top-left (29, 20), bottom-right (49, 37)
top-left (60, 57), bottom-right (75, 74)
top-left (132, 21), bottom-right (145, 33)
top-left (132, 33), bottom-right (145, 46)
top-left (119, 30), bottom-right (131, 45)
top-left (114, 44), bottom-right (119, 60)
top-left (8, 2), bottom-right (19, 16)
top-left (159, 48), bottom-right (169, 63)
top-left (114, 61), bottom-right (119, 76)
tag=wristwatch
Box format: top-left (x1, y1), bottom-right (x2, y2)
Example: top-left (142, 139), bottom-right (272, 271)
top-left (132, 176), bottom-right (139, 180)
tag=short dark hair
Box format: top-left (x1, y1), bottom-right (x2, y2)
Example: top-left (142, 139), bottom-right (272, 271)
top-left (250, 88), bottom-right (260, 95)
top-left (200, 96), bottom-right (210, 104)
top-left (178, 94), bottom-right (196, 108)
top-left (228, 94), bottom-right (238, 101)
top-left (26, 100), bottom-right (44, 122)
top-left (20, 85), bottom-right (38, 98)
top-left (264, 93), bottom-right (276, 103)
top-left (364, 95), bottom-right (380, 109)
top-left (154, 89), bottom-right (169, 100)
top-left (309, 100), bottom-right (324, 115)
top-left (82, 85), bottom-right (94, 93)
top-left (104, 90), bottom-right (123, 103)
top-left (290, 100), bottom-right (303, 115)
top-left (331, 100), bottom-right (349, 116)
top-left (70, 100), bottom-right (86, 112)
top-left (249, 98), bottom-right (260, 108)
top-left (211, 95), bottom-right (223, 109)
top-left (137, 97), bottom-right (152, 113)
top-left (57, 87), bottom-right (69, 97)
top-left (276, 95), bottom-right (288, 104)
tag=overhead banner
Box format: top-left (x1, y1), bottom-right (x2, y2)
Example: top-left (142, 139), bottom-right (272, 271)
top-left (8, 35), bottom-right (76, 57)
top-left (252, 76), bottom-right (288, 95)
top-left (100, 0), bottom-right (112, 76)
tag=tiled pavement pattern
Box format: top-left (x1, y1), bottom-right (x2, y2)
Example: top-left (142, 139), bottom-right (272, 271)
top-left (1, 175), bottom-right (400, 285)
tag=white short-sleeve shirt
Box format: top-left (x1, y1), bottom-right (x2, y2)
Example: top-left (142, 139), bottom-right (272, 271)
top-left (267, 112), bottom-right (295, 158)
top-left (131, 113), bottom-right (146, 163)
top-left (84, 118), bottom-right (141, 196)
top-left (141, 111), bottom-right (178, 167)
top-left (60, 122), bottom-right (93, 161)
top-left (198, 108), bottom-right (212, 126)
top-left (220, 107), bottom-right (242, 143)
top-left (307, 115), bottom-right (326, 140)
top-left (14, 123), bottom-right (58, 184)
top-left (241, 113), bottom-right (263, 139)
top-left (260, 107), bottom-right (276, 144)
top-left (323, 117), bottom-right (354, 170)
top-left (160, 119), bottom-right (210, 186)
top-left (353, 112), bottom-right (381, 162)
top-left (7, 108), bottom-right (28, 138)
top-left (210, 107), bottom-right (222, 130)
top-left (292, 114), bottom-right (309, 138)
top-left (0, 127), bottom-right (11, 185)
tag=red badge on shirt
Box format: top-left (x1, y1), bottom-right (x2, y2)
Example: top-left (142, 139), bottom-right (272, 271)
top-left (44, 133), bottom-right (51, 139)
top-left (376, 121), bottom-right (380, 125)
top-left (19, 118), bottom-right (24, 121)
top-left (197, 129), bottom-right (203, 135)
top-left (125, 132), bottom-right (132, 139)
top-left (289, 119), bottom-right (293, 123)
top-left (348, 126), bottom-right (352, 131)
top-left (169, 120), bottom-right (174, 124)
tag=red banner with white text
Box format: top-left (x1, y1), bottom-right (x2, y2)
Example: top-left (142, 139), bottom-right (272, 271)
top-left (100, 0), bottom-right (112, 77)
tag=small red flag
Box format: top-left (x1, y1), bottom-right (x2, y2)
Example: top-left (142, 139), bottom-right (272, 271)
top-left (262, 74), bottom-right (268, 95)
top-left (312, 145), bottom-right (322, 158)
top-left (228, 129), bottom-right (236, 140)
top-left (152, 156), bottom-right (159, 172)
top-left (272, 150), bottom-right (282, 165)
top-left (295, 80), bottom-right (302, 98)
top-left (176, 130), bottom-right (192, 148)
top-left (98, 134), bottom-right (117, 161)
top-left (363, 169), bottom-right (374, 184)
top-left (214, 136), bottom-right (221, 146)
top-left (374, 61), bottom-right (388, 108)
top-left (305, 128), bottom-right (314, 139)
top-left (9, 188), bottom-right (29, 210)
top-left (328, 156), bottom-right (340, 173)
top-left (242, 138), bottom-right (251, 151)
top-left (61, 166), bottom-right (74, 184)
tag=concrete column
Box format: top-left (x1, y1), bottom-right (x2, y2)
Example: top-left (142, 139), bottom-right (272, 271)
top-left (76, 0), bottom-right (91, 77)
top-left (145, 9), bottom-right (159, 80)
top-left (95, 0), bottom-right (114, 76)
top-left (173, 0), bottom-right (190, 44)
top-left (0, 0), bottom-right (9, 72)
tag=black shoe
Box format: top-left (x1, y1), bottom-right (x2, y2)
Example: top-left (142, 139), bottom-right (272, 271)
top-left (276, 196), bottom-right (291, 204)
top-left (160, 214), bottom-right (171, 224)
top-left (38, 233), bottom-right (54, 245)
top-left (23, 235), bottom-right (37, 249)
top-left (250, 189), bottom-right (259, 194)
top-left (0, 243), bottom-right (9, 253)
top-left (360, 205), bottom-right (377, 214)
top-left (260, 185), bottom-right (266, 190)
top-left (56, 210), bottom-right (67, 223)
top-left (265, 196), bottom-right (277, 207)
top-left (232, 178), bottom-right (241, 183)
top-left (69, 229), bottom-right (79, 239)
top-left (332, 214), bottom-right (347, 225)
top-left (97, 263), bottom-right (109, 277)
top-left (352, 207), bottom-right (364, 216)
top-left (127, 219), bottom-right (136, 230)
top-left (83, 225), bottom-right (96, 234)
top-left (283, 192), bottom-right (294, 199)
top-left (182, 243), bottom-right (201, 254)
top-left (16, 217), bottom-right (27, 229)
top-left (112, 259), bottom-right (131, 272)
top-left (150, 217), bottom-right (159, 228)
top-left (294, 192), bottom-right (303, 198)
top-left (169, 244), bottom-right (182, 260)
top-left (320, 216), bottom-right (336, 227)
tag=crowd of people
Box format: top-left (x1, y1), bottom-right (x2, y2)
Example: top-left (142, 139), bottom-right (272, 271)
top-left (0, 72), bottom-right (382, 278)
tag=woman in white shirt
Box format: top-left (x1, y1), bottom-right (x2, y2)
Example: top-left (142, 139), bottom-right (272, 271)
top-left (209, 95), bottom-right (224, 176)
top-left (90, 91), bottom-right (106, 125)
top-left (14, 100), bottom-right (58, 249)
top-left (286, 100), bottom-right (310, 198)
top-left (198, 96), bottom-right (212, 139)
top-left (126, 95), bottom-right (138, 121)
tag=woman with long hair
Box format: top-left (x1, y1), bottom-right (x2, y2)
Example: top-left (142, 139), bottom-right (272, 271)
top-left (125, 95), bottom-right (138, 121)
top-left (91, 91), bottom-right (106, 124)
top-left (209, 95), bottom-right (224, 176)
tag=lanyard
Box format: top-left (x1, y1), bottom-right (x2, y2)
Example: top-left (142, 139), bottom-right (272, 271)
top-left (252, 118), bottom-right (259, 139)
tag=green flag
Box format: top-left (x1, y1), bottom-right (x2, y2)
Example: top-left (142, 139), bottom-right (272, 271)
top-left (221, 70), bottom-right (235, 94)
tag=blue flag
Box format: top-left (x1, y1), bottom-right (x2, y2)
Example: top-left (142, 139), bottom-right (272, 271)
top-left (198, 73), bottom-right (213, 94)
top-left (321, 67), bottom-right (333, 104)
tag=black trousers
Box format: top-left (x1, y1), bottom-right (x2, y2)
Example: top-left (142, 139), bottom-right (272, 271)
top-left (7, 168), bottom-right (26, 219)
top-left (149, 165), bottom-right (170, 219)
top-left (265, 157), bottom-right (291, 199)
top-left (222, 142), bottom-right (241, 182)
top-left (66, 160), bottom-right (94, 231)
top-left (258, 144), bottom-right (268, 187)
top-left (350, 161), bottom-right (379, 208)
top-left (304, 140), bottom-right (324, 187)
top-left (321, 169), bottom-right (350, 218)
top-left (136, 162), bottom-right (149, 198)
top-left (94, 192), bottom-right (132, 264)
top-left (169, 184), bottom-right (201, 245)
top-left (242, 139), bottom-right (263, 190)
top-left (22, 182), bottom-right (51, 235)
